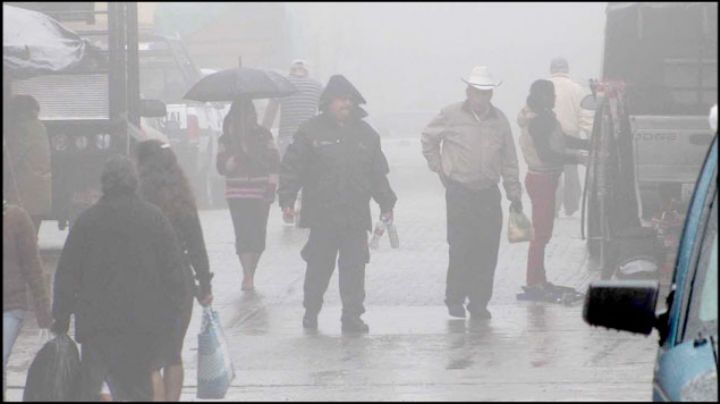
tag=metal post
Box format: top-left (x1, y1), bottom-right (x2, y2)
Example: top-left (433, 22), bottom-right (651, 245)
top-left (108, 2), bottom-right (120, 121)
top-left (109, 2), bottom-right (129, 155)
top-left (126, 2), bottom-right (140, 128)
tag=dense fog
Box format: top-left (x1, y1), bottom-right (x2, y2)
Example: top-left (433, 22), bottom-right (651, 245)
top-left (286, 2), bottom-right (606, 129)
top-left (5, 2), bottom-right (717, 401)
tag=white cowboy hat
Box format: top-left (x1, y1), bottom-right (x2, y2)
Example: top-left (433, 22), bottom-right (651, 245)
top-left (291, 59), bottom-right (310, 69)
top-left (461, 66), bottom-right (502, 90)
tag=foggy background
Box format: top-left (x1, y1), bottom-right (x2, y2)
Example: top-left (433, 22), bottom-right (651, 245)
top-left (284, 2), bottom-right (607, 132)
top-left (150, 2), bottom-right (607, 134)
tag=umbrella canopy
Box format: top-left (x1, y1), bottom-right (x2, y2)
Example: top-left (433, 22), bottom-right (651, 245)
top-left (184, 67), bottom-right (297, 102)
top-left (3, 5), bottom-right (98, 79)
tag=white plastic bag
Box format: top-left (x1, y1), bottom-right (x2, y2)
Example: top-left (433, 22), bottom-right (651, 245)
top-left (197, 306), bottom-right (235, 399)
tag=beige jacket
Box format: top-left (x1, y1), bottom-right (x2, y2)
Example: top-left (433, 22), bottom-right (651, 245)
top-left (550, 73), bottom-right (594, 138)
top-left (4, 119), bottom-right (52, 216)
top-left (517, 106), bottom-right (577, 174)
top-left (3, 203), bottom-right (52, 327)
top-left (421, 101), bottom-right (522, 201)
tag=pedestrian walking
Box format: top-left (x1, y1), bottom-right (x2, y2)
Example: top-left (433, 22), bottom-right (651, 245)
top-left (517, 79), bottom-right (590, 293)
top-left (278, 74), bottom-right (397, 333)
top-left (421, 66), bottom-right (523, 319)
top-left (51, 156), bottom-right (189, 401)
top-left (136, 139), bottom-right (215, 401)
top-left (262, 59), bottom-right (323, 159)
top-left (2, 200), bottom-right (52, 397)
top-left (262, 60), bottom-right (323, 227)
top-left (3, 95), bottom-right (51, 235)
top-left (549, 57), bottom-right (594, 217)
top-left (217, 99), bottom-right (280, 291)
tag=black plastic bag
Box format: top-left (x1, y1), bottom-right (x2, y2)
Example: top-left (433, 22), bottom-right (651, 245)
top-left (23, 334), bottom-right (80, 402)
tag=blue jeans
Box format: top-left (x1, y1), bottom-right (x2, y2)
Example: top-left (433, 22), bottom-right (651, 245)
top-left (3, 310), bottom-right (25, 394)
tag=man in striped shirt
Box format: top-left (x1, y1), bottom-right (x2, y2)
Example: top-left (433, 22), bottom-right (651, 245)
top-left (263, 60), bottom-right (323, 226)
top-left (263, 59), bottom-right (323, 159)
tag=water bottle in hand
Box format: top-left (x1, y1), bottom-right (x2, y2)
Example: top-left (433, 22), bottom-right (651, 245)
top-left (369, 221), bottom-right (385, 249)
top-left (383, 217), bottom-right (399, 249)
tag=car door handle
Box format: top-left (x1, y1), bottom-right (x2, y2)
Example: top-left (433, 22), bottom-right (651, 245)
top-left (689, 133), bottom-right (713, 146)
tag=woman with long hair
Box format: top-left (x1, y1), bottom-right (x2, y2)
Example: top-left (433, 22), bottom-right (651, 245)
top-left (517, 79), bottom-right (590, 294)
top-left (135, 139), bottom-right (214, 401)
top-left (217, 98), bottom-right (280, 291)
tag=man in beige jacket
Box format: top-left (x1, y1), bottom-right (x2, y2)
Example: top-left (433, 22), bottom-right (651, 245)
top-left (4, 95), bottom-right (52, 235)
top-left (421, 66), bottom-right (522, 320)
top-left (549, 57), bottom-right (594, 217)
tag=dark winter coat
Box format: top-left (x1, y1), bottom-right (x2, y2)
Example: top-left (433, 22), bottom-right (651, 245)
top-left (318, 74), bottom-right (367, 111)
top-left (52, 192), bottom-right (188, 343)
top-left (170, 210), bottom-right (212, 298)
top-left (278, 109), bottom-right (397, 231)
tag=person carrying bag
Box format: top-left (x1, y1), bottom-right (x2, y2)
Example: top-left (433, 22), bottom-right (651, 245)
top-left (197, 306), bottom-right (235, 399)
top-left (508, 209), bottom-right (534, 243)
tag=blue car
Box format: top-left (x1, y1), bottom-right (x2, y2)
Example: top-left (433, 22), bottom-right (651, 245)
top-left (583, 128), bottom-right (717, 401)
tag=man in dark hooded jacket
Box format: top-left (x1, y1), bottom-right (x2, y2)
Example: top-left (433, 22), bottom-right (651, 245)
top-left (278, 75), bottom-right (397, 333)
top-left (51, 156), bottom-right (188, 401)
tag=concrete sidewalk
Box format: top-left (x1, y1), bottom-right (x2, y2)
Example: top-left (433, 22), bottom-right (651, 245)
top-left (5, 140), bottom-right (657, 401)
top-left (6, 211), bottom-right (655, 401)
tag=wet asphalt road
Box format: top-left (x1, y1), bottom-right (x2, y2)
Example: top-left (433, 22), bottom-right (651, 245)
top-left (5, 138), bottom-right (658, 401)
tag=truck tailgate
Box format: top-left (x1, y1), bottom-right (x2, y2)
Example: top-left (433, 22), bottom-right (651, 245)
top-left (630, 115), bottom-right (714, 184)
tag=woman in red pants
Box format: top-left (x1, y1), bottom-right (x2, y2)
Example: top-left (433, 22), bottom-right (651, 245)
top-left (517, 80), bottom-right (590, 293)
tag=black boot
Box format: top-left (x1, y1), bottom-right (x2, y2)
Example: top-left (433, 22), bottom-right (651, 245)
top-left (341, 317), bottom-right (369, 333)
top-left (447, 304), bottom-right (466, 318)
top-left (468, 306), bottom-right (492, 319)
top-left (303, 312), bottom-right (318, 330)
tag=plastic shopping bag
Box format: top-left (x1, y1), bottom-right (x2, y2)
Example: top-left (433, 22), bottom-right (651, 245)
top-left (507, 210), bottom-right (534, 243)
top-left (23, 334), bottom-right (81, 401)
top-left (197, 306), bottom-right (235, 399)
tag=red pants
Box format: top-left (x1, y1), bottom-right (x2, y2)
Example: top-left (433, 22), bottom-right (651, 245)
top-left (525, 171), bottom-right (560, 286)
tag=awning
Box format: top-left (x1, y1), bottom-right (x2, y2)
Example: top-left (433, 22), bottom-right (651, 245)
top-left (606, 2), bottom-right (714, 14)
top-left (3, 4), bottom-right (99, 79)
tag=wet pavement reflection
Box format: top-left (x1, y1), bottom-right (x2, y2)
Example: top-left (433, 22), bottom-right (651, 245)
top-left (4, 139), bottom-right (658, 401)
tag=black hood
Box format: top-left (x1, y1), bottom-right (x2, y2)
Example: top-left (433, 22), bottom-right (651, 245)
top-left (319, 75), bottom-right (367, 111)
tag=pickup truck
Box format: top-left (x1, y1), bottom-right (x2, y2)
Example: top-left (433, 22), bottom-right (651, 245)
top-left (583, 2), bottom-right (717, 278)
top-left (583, 129), bottom-right (717, 401)
top-left (138, 33), bottom-right (227, 208)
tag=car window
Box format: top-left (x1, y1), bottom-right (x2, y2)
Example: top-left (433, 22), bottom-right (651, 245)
top-left (684, 191), bottom-right (718, 340)
top-left (170, 41), bottom-right (200, 84)
top-left (140, 54), bottom-right (188, 103)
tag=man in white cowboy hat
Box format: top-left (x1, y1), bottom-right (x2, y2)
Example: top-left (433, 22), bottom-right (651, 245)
top-left (421, 65), bottom-right (523, 320)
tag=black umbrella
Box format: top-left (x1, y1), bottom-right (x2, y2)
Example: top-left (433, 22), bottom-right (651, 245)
top-left (184, 67), bottom-right (297, 102)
